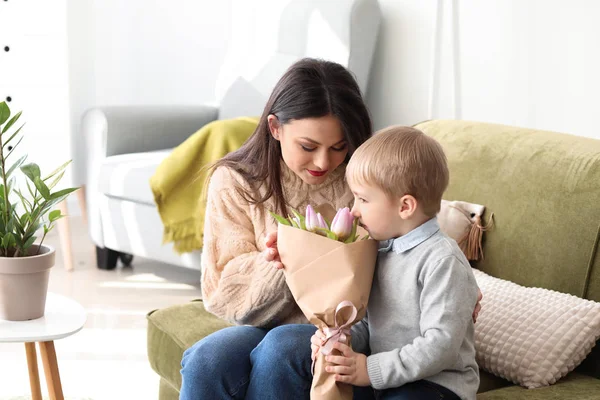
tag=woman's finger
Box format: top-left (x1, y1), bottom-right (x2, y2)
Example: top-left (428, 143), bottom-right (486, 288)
top-left (315, 329), bottom-right (325, 340)
top-left (264, 248), bottom-right (278, 260)
top-left (265, 232), bottom-right (278, 248)
top-left (273, 261), bottom-right (284, 270)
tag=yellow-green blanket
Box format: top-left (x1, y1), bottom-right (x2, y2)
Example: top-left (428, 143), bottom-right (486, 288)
top-left (150, 117), bottom-right (259, 253)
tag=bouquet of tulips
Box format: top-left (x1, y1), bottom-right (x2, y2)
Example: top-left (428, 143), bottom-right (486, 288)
top-left (273, 204), bottom-right (378, 400)
top-left (271, 205), bottom-right (369, 243)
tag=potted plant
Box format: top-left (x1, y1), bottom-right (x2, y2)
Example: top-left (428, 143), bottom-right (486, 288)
top-left (0, 101), bottom-right (77, 321)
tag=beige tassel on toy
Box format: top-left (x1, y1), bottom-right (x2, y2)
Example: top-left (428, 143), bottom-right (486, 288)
top-left (459, 212), bottom-right (494, 261)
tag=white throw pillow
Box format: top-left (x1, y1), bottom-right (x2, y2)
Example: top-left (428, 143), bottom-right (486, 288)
top-left (473, 269), bottom-right (600, 388)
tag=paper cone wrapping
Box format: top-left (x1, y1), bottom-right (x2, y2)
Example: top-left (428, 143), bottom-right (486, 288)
top-left (278, 223), bottom-right (378, 400)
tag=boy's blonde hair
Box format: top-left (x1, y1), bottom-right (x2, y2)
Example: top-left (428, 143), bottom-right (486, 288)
top-left (346, 126), bottom-right (449, 216)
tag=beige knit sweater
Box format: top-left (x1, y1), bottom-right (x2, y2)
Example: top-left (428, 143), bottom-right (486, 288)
top-left (200, 163), bottom-right (354, 328)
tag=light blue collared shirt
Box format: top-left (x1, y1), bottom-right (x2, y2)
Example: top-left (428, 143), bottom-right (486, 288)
top-left (378, 217), bottom-right (441, 254)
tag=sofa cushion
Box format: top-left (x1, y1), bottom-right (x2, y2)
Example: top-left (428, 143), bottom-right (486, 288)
top-left (147, 300), bottom-right (231, 391)
top-left (99, 150), bottom-right (171, 205)
top-left (473, 269), bottom-right (600, 389)
top-left (476, 373), bottom-right (600, 400)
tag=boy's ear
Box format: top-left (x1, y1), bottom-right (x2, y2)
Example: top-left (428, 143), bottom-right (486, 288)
top-left (267, 114), bottom-right (281, 140)
top-left (398, 195), bottom-right (418, 219)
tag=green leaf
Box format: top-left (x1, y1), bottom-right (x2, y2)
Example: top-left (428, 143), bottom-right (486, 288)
top-left (21, 163), bottom-right (41, 182)
top-left (23, 235), bottom-right (36, 249)
top-left (11, 209), bottom-right (24, 234)
top-left (49, 187), bottom-right (77, 201)
top-left (26, 180), bottom-right (38, 200)
top-left (0, 101), bottom-right (10, 125)
top-left (43, 160), bottom-right (71, 182)
top-left (3, 124), bottom-right (25, 147)
top-left (19, 212), bottom-right (30, 226)
top-left (6, 154), bottom-right (27, 179)
top-left (6, 137), bottom-right (24, 160)
top-left (361, 234), bottom-right (370, 241)
top-left (1, 111), bottom-right (21, 134)
top-left (344, 218), bottom-right (359, 244)
top-left (315, 227), bottom-right (339, 241)
top-left (326, 230), bottom-right (338, 241)
top-left (269, 211), bottom-right (291, 226)
top-left (290, 208), bottom-right (306, 230)
top-left (2, 232), bottom-right (14, 248)
top-left (288, 216), bottom-right (299, 228)
top-left (49, 210), bottom-right (61, 222)
top-left (47, 170), bottom-right (65, 190)
top-left (15, 190), bottom-right (32, 210)
top-left (34, 177), bottom-right (50, 200)
top-left (6, 217), bottom-right (14, 234)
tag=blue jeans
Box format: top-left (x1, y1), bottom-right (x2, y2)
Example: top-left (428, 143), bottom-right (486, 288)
top-left (180, 324), bottom-right (315, 400)
top-left (180, 324), bottom-right (460, 400)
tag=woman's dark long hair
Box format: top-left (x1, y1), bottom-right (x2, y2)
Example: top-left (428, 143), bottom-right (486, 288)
top-left (212, 58), bottom-right (372, 214)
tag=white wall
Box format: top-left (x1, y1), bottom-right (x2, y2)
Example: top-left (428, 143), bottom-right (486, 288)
top-left (368, 0), bottom-right (600, 140)
top-left (0, 0), bottom-right (72, 189)
top-left (67, 0), bottom-right (233, 186)
top-left (68, 0), bottom-right (600, 179)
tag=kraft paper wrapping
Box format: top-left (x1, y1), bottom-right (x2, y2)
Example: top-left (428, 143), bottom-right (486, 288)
top-left (277, 221), bottom-right (378, 400)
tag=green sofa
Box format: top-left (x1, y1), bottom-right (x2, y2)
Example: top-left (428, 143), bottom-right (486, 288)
top-left (147, 120), bottom-right (600, 399)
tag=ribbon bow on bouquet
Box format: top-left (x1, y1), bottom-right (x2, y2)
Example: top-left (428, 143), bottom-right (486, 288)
top-left (312, 300), bottom-right (358, 374)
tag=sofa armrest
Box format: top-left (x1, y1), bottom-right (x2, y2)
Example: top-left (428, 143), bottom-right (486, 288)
top-left (476, 373), bottom-right (600, 400)
top-left (82, 105), bottom-right (219, 158)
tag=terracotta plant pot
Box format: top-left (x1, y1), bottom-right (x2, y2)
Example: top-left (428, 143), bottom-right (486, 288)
top-left (0, 245), bottom-right (56, 321)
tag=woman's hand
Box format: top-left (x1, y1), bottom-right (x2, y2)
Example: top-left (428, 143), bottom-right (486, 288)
top-left (473, 288), bottom-right (483, 323)
top-left (311, 328), bottom-right (326, 361)
top-left (264, 231), bottom-right (283, 269)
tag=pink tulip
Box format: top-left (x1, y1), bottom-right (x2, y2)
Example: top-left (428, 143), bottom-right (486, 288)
top-left (331, 207), bottom-right (353, 240)
top-left (305, 205), bottom-right (328, 232)
top-left (316, 213), bottom-right (328, 230)
top-left (305, 205), bottom-right (318, 232)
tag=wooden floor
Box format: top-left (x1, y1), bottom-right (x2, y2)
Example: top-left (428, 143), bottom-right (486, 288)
top-left (0, 216), bottom-right (202, 400)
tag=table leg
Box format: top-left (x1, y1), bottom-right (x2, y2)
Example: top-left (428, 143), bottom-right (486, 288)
top-left (25, 342), bottom-right (42, 400)
top-left (39, 341), bottom-right (64, 400)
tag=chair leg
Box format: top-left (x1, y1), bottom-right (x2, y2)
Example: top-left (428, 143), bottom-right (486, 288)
top-left (96, 246), bottom-right (120, 270)
top-left (57, 200), bottom-right (74, 272)
top-left (76, 185), bottom-right (88, 227)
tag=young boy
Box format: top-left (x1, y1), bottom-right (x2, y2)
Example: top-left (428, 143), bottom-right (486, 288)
top-left (312, 126), bottom-right (480, 400)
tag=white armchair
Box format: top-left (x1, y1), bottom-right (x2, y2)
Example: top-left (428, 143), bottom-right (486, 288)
top-left (82, 0), bottom-right (381, 270)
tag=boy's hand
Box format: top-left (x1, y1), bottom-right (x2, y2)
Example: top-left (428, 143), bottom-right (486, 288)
top-left (264, 232), bottom-right (283, 269)
top-left (310, 329), bottom-right (326, 361)
top-left (325, 341), bottom-right (371, 387)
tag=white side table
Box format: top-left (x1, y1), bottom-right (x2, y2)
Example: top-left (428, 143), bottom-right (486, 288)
top-left (0, 293), bottom-right (86, 400)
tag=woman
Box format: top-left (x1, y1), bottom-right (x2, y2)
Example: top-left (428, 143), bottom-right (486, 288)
top-left (180, 58), bottom-right (481, 400)
top-left (180, 58), bottom-right (371, 400)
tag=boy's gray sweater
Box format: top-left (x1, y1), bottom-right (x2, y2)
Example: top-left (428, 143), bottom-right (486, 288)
top-left (352, 218), bottom-right (480, 400)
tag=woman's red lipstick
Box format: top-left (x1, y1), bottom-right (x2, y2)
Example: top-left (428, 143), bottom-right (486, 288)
top-left (308, 170), bottom-right (327, 177)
